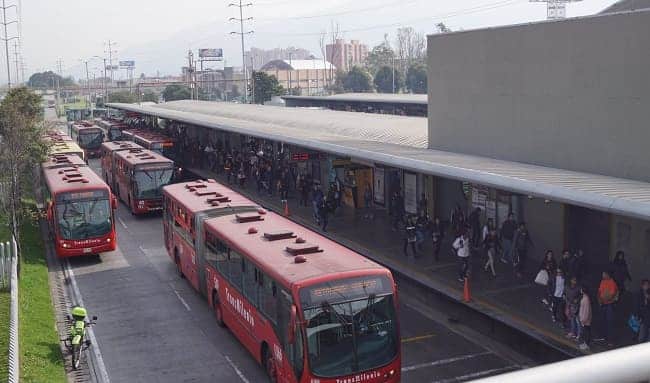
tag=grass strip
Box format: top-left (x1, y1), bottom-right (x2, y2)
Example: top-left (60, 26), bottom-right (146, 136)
top-left (19, 211), bottom-right (66, 383)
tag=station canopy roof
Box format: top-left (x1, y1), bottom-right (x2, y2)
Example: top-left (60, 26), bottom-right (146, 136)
top-left (282, 92), bottom-right (428, 105)
top-left (108, 100), bottom-right (650, 220)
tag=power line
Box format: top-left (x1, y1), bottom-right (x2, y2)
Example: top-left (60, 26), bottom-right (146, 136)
top-left (260, 0), bottom-right (523, 37)
top-left (229, 0), bottom-right (254, 103)
top-left (256, 0), bottom-right (423, 21)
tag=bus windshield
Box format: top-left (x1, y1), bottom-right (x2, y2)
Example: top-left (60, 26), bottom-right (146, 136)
top-left (134, 167), bottom-right (174, 199)
top-left (301, 276), bottom-right (398, 378)
top-left (78, 131), bottom-right (104, 149)
top-left (56, 197), bottom-right (112, 240)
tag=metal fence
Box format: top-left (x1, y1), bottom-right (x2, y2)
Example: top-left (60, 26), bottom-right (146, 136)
top-left (2, 236), bottom-right (20, 383)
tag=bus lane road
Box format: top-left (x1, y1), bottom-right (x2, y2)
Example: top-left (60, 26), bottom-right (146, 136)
top-left (62, 159), bottom-right (524, 382)
top-left (65, 160), bottom-right (267, 383)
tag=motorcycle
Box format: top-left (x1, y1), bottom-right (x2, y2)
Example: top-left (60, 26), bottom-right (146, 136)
top-left (61, 306), bottom-right (97, 370)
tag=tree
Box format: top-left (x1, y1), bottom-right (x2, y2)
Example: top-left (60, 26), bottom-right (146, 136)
top-left (141, 91), bottom-right (158, 103)
top-left (107, 91), bottom-right (138, 103)
top-left (342, 66), bottom-right (373, 93)
top-left (395, 27), bottom-right (426, 78)
top-left (373, 65), bottom-right (403, 93)
top-left (0, 87), bottom-right (48, 243)
top-left (162, 84), bottom-right (191, 101)
top-left (364, 34), bottom-right (395, 76)
top-left (27, 71), bottom-right (75, 88)
top-left (251, 71), bottom-right (284, 104)
top-left (406, 64), bottom-right (427, 94)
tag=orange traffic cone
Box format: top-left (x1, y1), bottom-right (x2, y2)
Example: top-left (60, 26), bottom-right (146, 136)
top-left (463, 277), bottom-right (471, 303)
top-left (283, 199), bottom-right (291, 217)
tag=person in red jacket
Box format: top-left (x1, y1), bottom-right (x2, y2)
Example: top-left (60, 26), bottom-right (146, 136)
top-left (598, 270), bottom-right (619, 347)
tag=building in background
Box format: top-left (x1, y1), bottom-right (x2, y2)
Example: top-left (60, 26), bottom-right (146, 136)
top-left (259, 59), bottom-right (334, 96)
top-left (326, 39), bottom-right (368, 72)
top-left (245, 47), bottom-right (313, 71)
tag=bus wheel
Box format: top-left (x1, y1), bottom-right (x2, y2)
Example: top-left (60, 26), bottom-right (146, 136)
top-left (263, 346), bottom-right (277, 383)
top-left (212, 293), bottom-right (225, 327)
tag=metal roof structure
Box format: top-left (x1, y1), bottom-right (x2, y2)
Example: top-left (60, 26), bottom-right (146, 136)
top-left (108, 101), bottom-right (650, 221)
top-left (283, 92), bottom-right (428, 105)
top-left (600, 0), bottom-right (650, 13)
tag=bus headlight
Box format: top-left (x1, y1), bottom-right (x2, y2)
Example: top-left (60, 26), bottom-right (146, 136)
top-left (106, 238), bottom-right (111, 243)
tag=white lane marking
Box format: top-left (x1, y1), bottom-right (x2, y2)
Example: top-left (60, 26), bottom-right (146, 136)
top-left (118, 217), bottom-right (128, 230)
top-left (402, 351), bottom-right (492, 372)
top-left (169, 283), bottom-right (191, 311)
top-left (65, 259), bottom-right (111, 383)
top-left (224, 355), bottom-right (251, 383)
top-left (430, 365), bottom-right (519, 383)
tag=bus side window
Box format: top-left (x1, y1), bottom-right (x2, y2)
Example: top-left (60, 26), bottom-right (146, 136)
top-left (242, 258), bottom-right (257, 307)
top-left (229, 249), bottom-right (243, 291)
top-left (259, 273), bottom-right (277, 324)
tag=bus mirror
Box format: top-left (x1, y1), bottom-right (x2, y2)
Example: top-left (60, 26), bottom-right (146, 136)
top-left (111, 196), bottom-right (118, 210)
top-left (288, 304), bottom-right (297, 344)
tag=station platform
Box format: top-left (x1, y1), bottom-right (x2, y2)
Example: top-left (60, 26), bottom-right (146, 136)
top-left (187, 167), bottom-right (641, 360)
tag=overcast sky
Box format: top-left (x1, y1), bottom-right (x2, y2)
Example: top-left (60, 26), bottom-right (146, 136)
top-left (7, 0), bottom-right (618, 82)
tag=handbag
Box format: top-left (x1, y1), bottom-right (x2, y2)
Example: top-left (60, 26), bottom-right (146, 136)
top-left (628, 315), bottom-right (640, 334)
top-left (534, 269), bottom-right (549, 286)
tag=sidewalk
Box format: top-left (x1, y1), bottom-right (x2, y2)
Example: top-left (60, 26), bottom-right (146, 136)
top-left (188, 166), bottom-right (640, 357)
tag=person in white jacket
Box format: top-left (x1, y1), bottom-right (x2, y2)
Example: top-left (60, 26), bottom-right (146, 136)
top-left (578, 285), bottom-right (593, 351)
top-left (453, 232), bottom-right (471, 282)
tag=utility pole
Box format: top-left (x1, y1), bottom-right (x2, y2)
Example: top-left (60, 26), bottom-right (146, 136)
top-left (250, 55), bottom-right (255, 103)
top-left (56, 58), bottom-right (63, 114)
top-left (105, 40), bottom-right (117, 83)
top-left (1, 0), bottom-right (18, 88)
top-left (229, 0), bottom-right (253, 103)
top-left (391, 53), bottom-right (395, 93)
top-left (84, 60), bottom-right (90, 109)
top-left (187, 49), bottom-right (195, 100)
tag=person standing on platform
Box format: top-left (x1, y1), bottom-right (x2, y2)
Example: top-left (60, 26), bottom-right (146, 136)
top-left (453, 232), bottom-right (471, 282)
top-left (500, 213), bottom-right (517, 264)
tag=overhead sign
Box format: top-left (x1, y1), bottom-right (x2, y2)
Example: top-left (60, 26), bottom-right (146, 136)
top-left (199, 48), bottom-right (223, 61)
top-left (119, 60), bottom-right (135, 68)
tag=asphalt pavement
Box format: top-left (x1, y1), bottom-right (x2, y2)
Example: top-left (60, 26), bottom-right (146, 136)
top-left (61, 159), bottom-right (525, 383)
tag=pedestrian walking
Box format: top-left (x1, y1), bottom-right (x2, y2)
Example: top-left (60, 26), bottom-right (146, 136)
top-left (312, 184), bottom-right (323, 225)
top-left (483, 230), bottom-right (500, 277)
top-left (363, 183), bottom-right (374, 219)
top-left (552, 269), bottom-right (566, 324)
top-left (453, 232), bottom-right (471, 282)
top-left (634, 279), bottom-right (650, 343)
top-left (319, 195), bottom-right (330, 232)
top-left (450, 204), bottom-right (465, 237)
top-left (565, 276), bottom-right (581, 340)
top-left (598, 270), bottom-right (619, 347)
top-left (512, 222), bottom-right (533, 278)
top-left (540, 250), bottom-right (557, 306)
top-left (611, 251), bottom-right (632, 295)
top-left (468, 207), bottom-right (482, 247)
top-left (499, 213), bottom-right (516, 264)
top-left (403, 216), bottom-right (417, 257)
top-left (431, 217), bottom-right (443, 261)
top-left (579, 285), bottom-right (593, 351)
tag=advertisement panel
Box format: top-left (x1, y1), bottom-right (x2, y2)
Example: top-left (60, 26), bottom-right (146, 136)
top-left (404, 172), bottom-right (417, 214)
top-left (119, 60), bottom-right (135, 68)
top-left (199, 48), bottom-right (223, 60)
top-left (373, 167), bottom-right (384, 205)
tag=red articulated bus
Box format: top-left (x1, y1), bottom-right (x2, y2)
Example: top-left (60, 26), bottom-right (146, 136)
top-left (133, 131), bottom-right (175, 159)
top-left (163, 179), bottom-right (400, 383)
top-left (42, 153), bottom-right (117, 257)
top-left (97, 118), bottom-right (129, 141)
top-left (99, 140), bottom-right (144, 191)
top-left (113, 148), bottom-right (175, 214)
top-left (70, 122), bottom-right (105, 159)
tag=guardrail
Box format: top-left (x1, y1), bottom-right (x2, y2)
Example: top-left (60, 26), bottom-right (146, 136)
top-left (2, 236), bottom-right (20, 383)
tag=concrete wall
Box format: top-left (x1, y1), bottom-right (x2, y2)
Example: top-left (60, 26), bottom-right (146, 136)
top-left (611, 214), bottom-right (650, 284)
top-left (520, 199), bottom-right (565, 265)
top-left (427, 10), bottom-right (650, 182)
